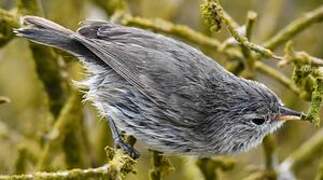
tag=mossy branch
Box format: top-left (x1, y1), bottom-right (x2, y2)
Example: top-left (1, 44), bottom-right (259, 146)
top-left (104, 135), bottom-right (137, 179)
top-left (283, 42), bottom-right (323, 126)
top-left (0, 164), bottom-right (111, 179)
top-left (0, 146), bottom-right (136, 180)
top-left (303, 77), bottom-right (323, 127)
top-left (281, 42), bottom-right (323, 67)
top-left (201, 0), bottom-right (280, 59)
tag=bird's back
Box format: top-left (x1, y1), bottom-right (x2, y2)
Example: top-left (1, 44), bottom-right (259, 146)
top-left (74, 20), bottom-right (232, 123)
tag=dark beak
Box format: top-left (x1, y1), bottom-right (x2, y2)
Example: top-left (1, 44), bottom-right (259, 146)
top-left (277, 106), bottom-right (304, 121)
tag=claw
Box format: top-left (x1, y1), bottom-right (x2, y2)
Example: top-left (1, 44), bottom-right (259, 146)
top-left (115, 139), bottom-right (140, 159)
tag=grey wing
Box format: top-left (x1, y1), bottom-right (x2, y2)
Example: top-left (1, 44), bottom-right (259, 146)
top-left (74, 21), bottom-right (218, 123)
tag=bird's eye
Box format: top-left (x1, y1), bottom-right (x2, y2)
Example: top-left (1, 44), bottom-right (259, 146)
top-left (251, 118), bottom-right (265, 125)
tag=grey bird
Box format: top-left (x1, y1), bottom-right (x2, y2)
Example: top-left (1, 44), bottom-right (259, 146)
top-left (14, 16), bottom-right (303, 159)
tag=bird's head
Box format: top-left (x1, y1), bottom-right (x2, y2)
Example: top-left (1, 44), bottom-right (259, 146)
top-left (205, 77), bottom-right (303, 154)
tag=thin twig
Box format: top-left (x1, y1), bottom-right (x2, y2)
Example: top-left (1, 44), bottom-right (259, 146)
top-left (245, 11), bottom-right (257, 41)
top-left (241, 11), bottom-right (258, 78)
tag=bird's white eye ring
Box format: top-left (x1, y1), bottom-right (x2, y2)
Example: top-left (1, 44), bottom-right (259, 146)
top-left (251, 118), bottom-right (265, 125)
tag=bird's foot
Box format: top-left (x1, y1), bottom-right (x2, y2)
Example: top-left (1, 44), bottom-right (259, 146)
top-left (115, 138), bottom-right (140, 159)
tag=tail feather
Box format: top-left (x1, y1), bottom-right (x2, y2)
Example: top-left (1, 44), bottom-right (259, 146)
top-left (20, 16), bottom-right (74, 34)
top-left (14, 16), bottom-right (88, 57)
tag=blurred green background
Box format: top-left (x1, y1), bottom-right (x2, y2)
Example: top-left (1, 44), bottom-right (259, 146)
top-left (0, 0), bottom-right (322, 179)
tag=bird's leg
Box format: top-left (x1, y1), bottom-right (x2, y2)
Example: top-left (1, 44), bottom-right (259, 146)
top-left (107, 116), bottom-right (140, 159)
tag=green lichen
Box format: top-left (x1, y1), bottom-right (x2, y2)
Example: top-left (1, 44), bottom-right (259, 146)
top-left (200, 0), bottom-right (223, 32)
top-left (303, 77), bottom-right (323, 127)
top-left (284, 42), bottom-right (322, 126)
top-left (105, 143), bottom-right (137, 179)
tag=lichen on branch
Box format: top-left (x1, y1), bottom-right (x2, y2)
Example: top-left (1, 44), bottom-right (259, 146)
top-left (284, 42), bottom-right (323, 126)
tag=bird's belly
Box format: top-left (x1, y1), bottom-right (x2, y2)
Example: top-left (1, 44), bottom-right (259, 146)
top-left (77, 68), bottom-right (212, 154)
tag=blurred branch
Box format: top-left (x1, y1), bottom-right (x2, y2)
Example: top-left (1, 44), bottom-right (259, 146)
top-left (61, 93), bottom-right (90, 169)
top-left (242, 171), bottom-right (276, 180)
top-left (196, 156), bottom-right (235, 180)
top-left (264, 5), bottom-right (323, 50)
top-left (17, 0), bottom-right (69, 118)
top-left (122, 15), bottom-right (221, 50)
top-left (278, 128), bottom-right (323, 174)
top-left (36, 92), bottom-right (84, 170)
top-left (14, 144), bottom-right (38, 174)
top-left (315, 159), bottom-right (323, 180)
top-left (149, 151), bottom-right (174, 180)
top-left (262, 135), bottom-right (278, 171)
